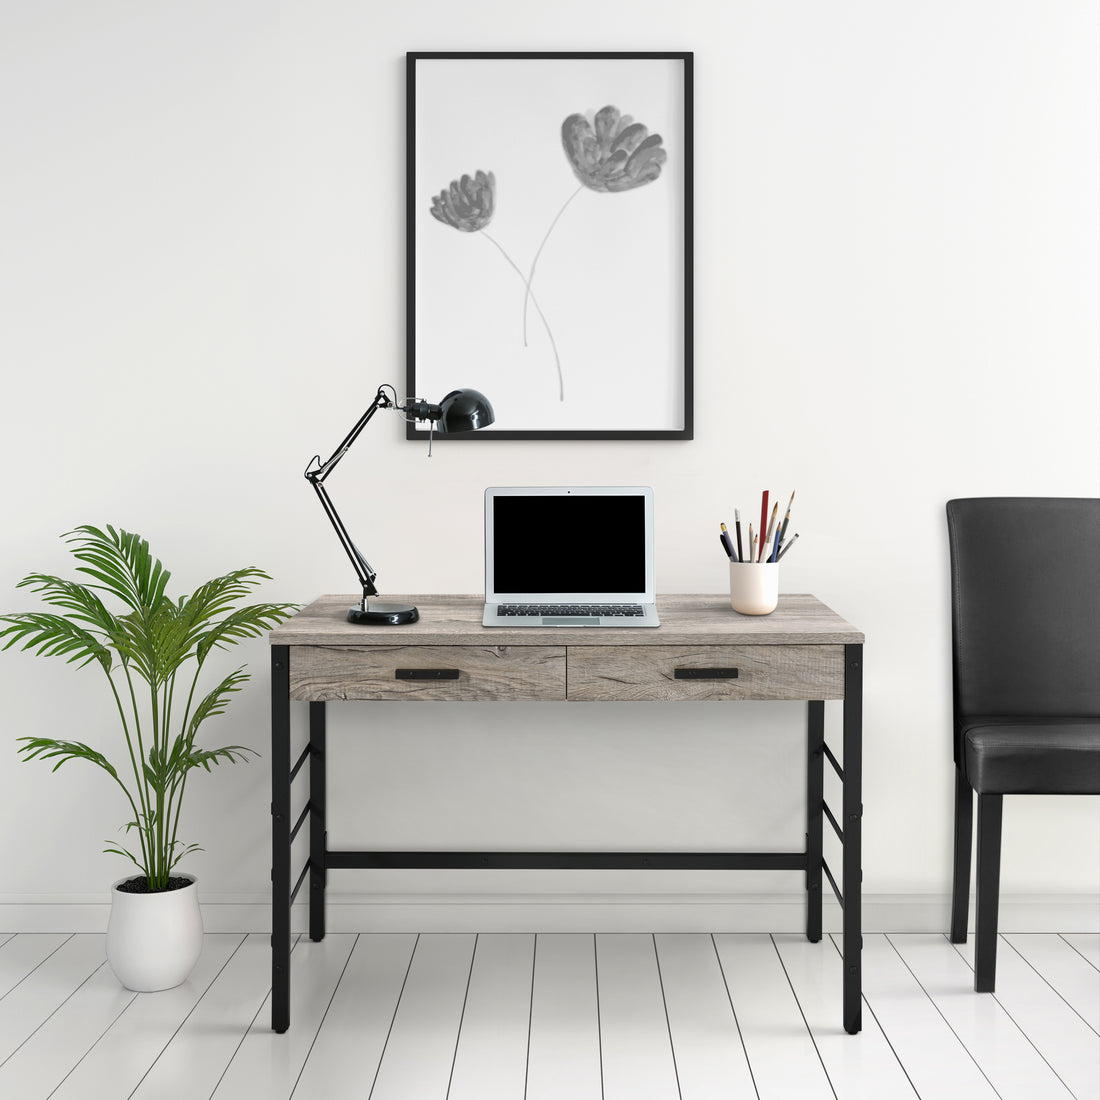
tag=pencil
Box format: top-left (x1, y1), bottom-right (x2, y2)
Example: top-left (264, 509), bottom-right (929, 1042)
top-left (749, 524), bottom-right (757, 565)
top-left (758, 491), bottom-right (769, 561)
top-left (778, 490), bottom-right (795, 545)
top-left (734, 509), bottom-right (744, 561)
top-left (777, 532), bottom-right (800, 560)
top-left (763, 501), bottom-right (778, 563)
top-left (720, 534), bottom-right (732, 560)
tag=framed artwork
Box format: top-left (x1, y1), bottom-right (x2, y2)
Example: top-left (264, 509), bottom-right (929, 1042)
top-left (407, 52), bottom-right (693, 441)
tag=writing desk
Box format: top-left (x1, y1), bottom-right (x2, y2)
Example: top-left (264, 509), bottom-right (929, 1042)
top-left (269, 593), bottom-right (864, 1033)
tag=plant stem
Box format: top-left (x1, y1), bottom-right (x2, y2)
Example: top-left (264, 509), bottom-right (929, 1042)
top-left (105, 670), bottom-right (151, 873)
top-left (522, 185), bottom-right (582, 355)
top-left (121, 663), bottom-right (153, 877)
top-left (481, 232), bottom-right (565, 402)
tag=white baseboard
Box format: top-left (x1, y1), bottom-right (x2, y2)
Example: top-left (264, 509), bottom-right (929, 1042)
top-left (2, 892), bottom-right (1097, 934)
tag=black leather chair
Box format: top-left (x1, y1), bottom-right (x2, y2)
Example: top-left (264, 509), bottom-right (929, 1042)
top-left (947, 497), bottom-right (1100, 991)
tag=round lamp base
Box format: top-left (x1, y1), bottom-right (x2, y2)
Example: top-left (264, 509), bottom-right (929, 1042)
top-left (347, 602), bottom-right (420, 626)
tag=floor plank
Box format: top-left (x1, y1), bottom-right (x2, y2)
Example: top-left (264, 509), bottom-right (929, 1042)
top-left (367, 932), bottom-right (476, 1100)
top-left (51, 934), bottom-right (246, 1100)
top-left (1061, 932), bottom-right (1100, 971)
top-left (0, 951), bottom-right (133, 1097)
top-left (131, 932), bottom-right (292, 1100)
top-left (524, 933), bottom-right (602, 1100)
top-left (0, 934), bottom-right (105, 1067)
top-left (773, 934), bottom-right (916, 1099)
top-left (212, 934), bottom-right (357, 1100)
top-left (654, 933), bottom-right (757, 1100)
top-left (448, 933), bottom-right (535, 1100)
top-left (714, 933), bottom-right (833, 1099)
top-left (857, 934), bottom-right (999, 1100)
top-left (596, 933), bottom-right (681, 1100)
top-left (0, 933), bottom-right (72, 1001)
top-left (290, 933), bottom-right (417, 1100)
top-left (889, 933), bottom-right (1074, 1100)
top-left (953, 935), bottom-right (1100, 1100)
top-left (1004, 933), bottom-right (1100, 1033)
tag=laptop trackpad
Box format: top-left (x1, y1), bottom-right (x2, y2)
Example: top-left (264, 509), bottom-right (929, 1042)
top-left (541, 616), bottom-right (600, 625)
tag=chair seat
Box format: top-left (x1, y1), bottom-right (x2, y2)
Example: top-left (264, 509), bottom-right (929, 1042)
top-left (962, 718), bottom-right (1100, 794)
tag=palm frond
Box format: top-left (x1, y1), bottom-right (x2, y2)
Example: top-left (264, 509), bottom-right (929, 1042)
top-left (196, 602), bottom-right (298, 663)
top-left (0, 613), bottom-right (113, 673)
top-left (188, 667), bottom-right (250, 736)
top-left (180, 744), bottom-right (257, 772)
top-left (102, 842), bottom-right (144, 870)
top-left (17, 736), bottom-right (119, 778)
top-left (65, 525), bottom-right (171, 615)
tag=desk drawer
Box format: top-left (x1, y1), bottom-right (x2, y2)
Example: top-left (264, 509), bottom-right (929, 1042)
top-left (289, 645), bottom-right (567, 701)
top-left (567, 645), bottom-right (845, 701)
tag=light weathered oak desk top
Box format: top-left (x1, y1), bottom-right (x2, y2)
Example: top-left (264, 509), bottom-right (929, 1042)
top-left (270, 593), bottom-right (863, 647)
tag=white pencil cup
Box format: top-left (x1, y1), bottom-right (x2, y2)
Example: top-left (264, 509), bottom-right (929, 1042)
top-left (729, 562), bottom-right (779, 615)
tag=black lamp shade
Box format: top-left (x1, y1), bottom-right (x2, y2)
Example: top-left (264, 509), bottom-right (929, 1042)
top-left (437, 388), bottom-right (495, 433)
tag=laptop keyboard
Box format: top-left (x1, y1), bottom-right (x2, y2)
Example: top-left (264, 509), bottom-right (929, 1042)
top-left (497, 603), bottom-right (645, 617)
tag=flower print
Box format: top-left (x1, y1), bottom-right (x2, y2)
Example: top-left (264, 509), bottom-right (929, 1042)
top-left (560, 106), bottom-right (667, 193)
top-left (429, 170), bottom-right (496, 232)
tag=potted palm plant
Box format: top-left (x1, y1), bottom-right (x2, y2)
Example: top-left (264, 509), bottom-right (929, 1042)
top-left (0, 525), bottom-right (296, 990)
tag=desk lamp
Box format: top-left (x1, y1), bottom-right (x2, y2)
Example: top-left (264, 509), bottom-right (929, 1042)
top-left (304, 384), bottom-right (494, 625)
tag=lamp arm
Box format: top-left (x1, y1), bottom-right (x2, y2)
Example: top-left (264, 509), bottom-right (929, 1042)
top-left (304, 386), bottom-right (395, 604)
top-left (307, 476), bottom-right (379, 599)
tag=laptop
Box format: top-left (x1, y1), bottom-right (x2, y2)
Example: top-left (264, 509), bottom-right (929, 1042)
top-left (483, 486), bottom-right (660, 627)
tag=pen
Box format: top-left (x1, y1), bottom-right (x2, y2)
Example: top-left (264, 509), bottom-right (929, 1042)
top-left (758, 491), bottom-right (769, 561)
top-left (720, 534), bottom-right (733, 560)
top-left (720, 523), bottom-right (737, 561)
top-left (778, 490), bottom-right (795, 546)
top-left (734, 509), bottom-right (744, 561)
top-left (776, 532), bottom-right (800, 560)
top-left (770, 523), bottom-right (781, 562)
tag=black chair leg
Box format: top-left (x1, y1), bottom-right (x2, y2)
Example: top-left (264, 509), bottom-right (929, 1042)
top-left (974, 793), bottom-right (1003, 992)
top-left (950, 767), bottom-right (973, 943)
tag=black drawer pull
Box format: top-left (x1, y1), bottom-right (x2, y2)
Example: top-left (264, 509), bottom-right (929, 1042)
top-left (395, 668), bottom-right (461, 680)
top-left (674, 667), bottom-right (739, 680)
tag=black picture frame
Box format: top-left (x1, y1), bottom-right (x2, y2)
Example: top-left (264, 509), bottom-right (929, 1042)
top-left (407, 52), bottom-right (693, 441)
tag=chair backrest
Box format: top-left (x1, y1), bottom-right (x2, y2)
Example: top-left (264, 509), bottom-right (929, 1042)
top-left (947, 497), bottom-right (1100, 724)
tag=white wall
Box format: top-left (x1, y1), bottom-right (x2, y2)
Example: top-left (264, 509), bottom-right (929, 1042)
top-left (2, 0), bottom-right (1097, 931)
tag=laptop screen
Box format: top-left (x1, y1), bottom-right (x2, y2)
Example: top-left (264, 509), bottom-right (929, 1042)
top-left (487, 488), bottom-right (652, 598)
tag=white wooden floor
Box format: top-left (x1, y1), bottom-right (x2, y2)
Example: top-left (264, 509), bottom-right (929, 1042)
top-left (0, 930), bottom-right (1096, 1099)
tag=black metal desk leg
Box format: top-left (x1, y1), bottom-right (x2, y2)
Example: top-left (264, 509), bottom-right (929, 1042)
top-left (309, 701), bottom-right (327, 942)
top-left (270, 646), bottom-right (292, 1033)
top-left (806, 701), bottom-right (825, 942)
top-left (842, 644), bottom-right (863, 1034)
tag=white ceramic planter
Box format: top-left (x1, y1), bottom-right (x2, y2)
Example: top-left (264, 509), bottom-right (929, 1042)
top-left (106, 873), bottom-right (203, 991)
top-left (729, 561), bottom-right (780, 615)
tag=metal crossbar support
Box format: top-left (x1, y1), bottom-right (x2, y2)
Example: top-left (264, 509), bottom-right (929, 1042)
top-left (325, 851), bottom-right (807, 871)
top-left (823, 800), bottom-right (845, 844)
top-left (289, 743), bottom-right (310, 784)
top-left (823, 741), bottom-right (844, 782)
top-left (822, 857), bottom-right (844, 908)
top-left (290, 859), bottom-right (310, 905)
top-left (289, 802), bottom-right (310, 844)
